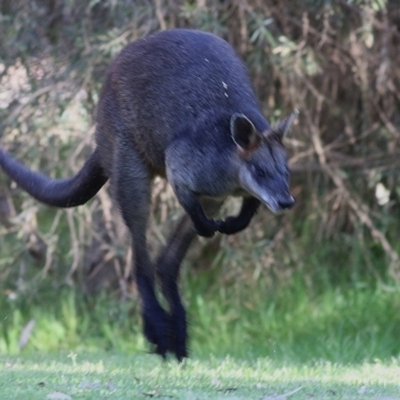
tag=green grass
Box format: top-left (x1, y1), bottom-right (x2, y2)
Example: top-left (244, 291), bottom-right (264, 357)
top-left (1, 352), bottom-right (400, 399)
top-left (1, 275), bottom-right (400, 364)
top-left (2, 241), bottom-right (400, 399)
top-left (188, 281), bottom-right (400, 363)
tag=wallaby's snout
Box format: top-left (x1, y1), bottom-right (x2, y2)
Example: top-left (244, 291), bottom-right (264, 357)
top-left (277, 195), bottom-right (295, 212)
top-left (259, 190), bottom-right (295, 215)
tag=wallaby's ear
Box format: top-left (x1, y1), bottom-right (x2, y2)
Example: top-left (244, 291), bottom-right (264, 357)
top-left (230, 113), bottom-right (260, 151)
top-left (264, 109), bottom-right (299, 141)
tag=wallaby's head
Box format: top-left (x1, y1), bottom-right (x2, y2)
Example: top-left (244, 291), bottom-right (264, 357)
top-left (231, 110), bottom-right (298, 214)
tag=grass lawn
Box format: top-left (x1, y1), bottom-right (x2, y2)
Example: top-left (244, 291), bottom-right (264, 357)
top-left (1, 352), bottom-right (400, 399)
top-left (2, 261), bottom-right (400, 399)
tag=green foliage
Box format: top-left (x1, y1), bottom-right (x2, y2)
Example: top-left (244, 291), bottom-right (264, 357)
top-left (187, 275), bottom-right (400, 363)
top-left (2, 263), bottom-right (400, 364)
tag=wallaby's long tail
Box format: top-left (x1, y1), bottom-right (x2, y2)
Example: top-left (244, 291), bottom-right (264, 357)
top-left (0, 148), bottom-right (108, 208)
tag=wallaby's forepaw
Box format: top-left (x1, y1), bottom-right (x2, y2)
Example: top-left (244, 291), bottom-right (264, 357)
top-left (217, 216), bottom-right (248, 235)
top-left (193, 219), bottom-right (221, 238)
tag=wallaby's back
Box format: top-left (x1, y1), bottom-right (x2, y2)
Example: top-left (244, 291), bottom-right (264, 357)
top-left (95, 29), bottom-right (268, 176)
top-left (0, 29), bottom-right (268, 207)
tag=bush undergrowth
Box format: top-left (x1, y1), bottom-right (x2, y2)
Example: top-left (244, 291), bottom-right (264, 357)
top-left (2, 245), bottom-right (400, 364)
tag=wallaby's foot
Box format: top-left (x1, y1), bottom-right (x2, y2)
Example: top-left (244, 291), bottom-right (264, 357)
top-left (168, 307), bottom-right (188, 362)
top-left (143, 304), bottom-right (188, 361)
top-left (142, 305), bottom-right (170, 358)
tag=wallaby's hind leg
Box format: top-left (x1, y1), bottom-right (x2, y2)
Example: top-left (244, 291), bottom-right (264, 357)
top-left (155, 199), bottom-right (222, 360)
top-left (155, 214), bottom-right (196, 360)
top-left (113, 141), bottom-right (169, 358)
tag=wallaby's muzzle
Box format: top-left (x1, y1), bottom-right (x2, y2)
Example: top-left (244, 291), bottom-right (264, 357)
top-left (261, 193), bottom-right (295, 214)
top-left (277, 195), bottom-right (295, 211)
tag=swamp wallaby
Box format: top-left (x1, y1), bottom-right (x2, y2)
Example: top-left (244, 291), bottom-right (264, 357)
top-left (0, 29), bottom-right (297, 360)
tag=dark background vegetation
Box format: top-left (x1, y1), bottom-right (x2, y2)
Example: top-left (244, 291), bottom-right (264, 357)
top-left (0, 0), bottom-right (399, 358)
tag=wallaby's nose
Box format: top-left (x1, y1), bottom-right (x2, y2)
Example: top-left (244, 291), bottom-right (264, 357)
top-left (278, 196), bottom-right (295, 210)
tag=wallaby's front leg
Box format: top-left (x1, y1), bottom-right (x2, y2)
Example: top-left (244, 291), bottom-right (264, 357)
top-left (217, 197), bottom-right (261, 235)
top-left (172, 184), bottom-right (221, 238)
top-left (156, 214), bottom-right (196, 361)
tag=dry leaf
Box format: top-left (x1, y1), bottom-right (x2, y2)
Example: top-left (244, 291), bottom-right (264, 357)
top-left (46, 392), bottom-right (72, 400)
top-left (261, 386), bottom-right (303, 400)
top-left (19, 319), bottom-right (35, 350)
